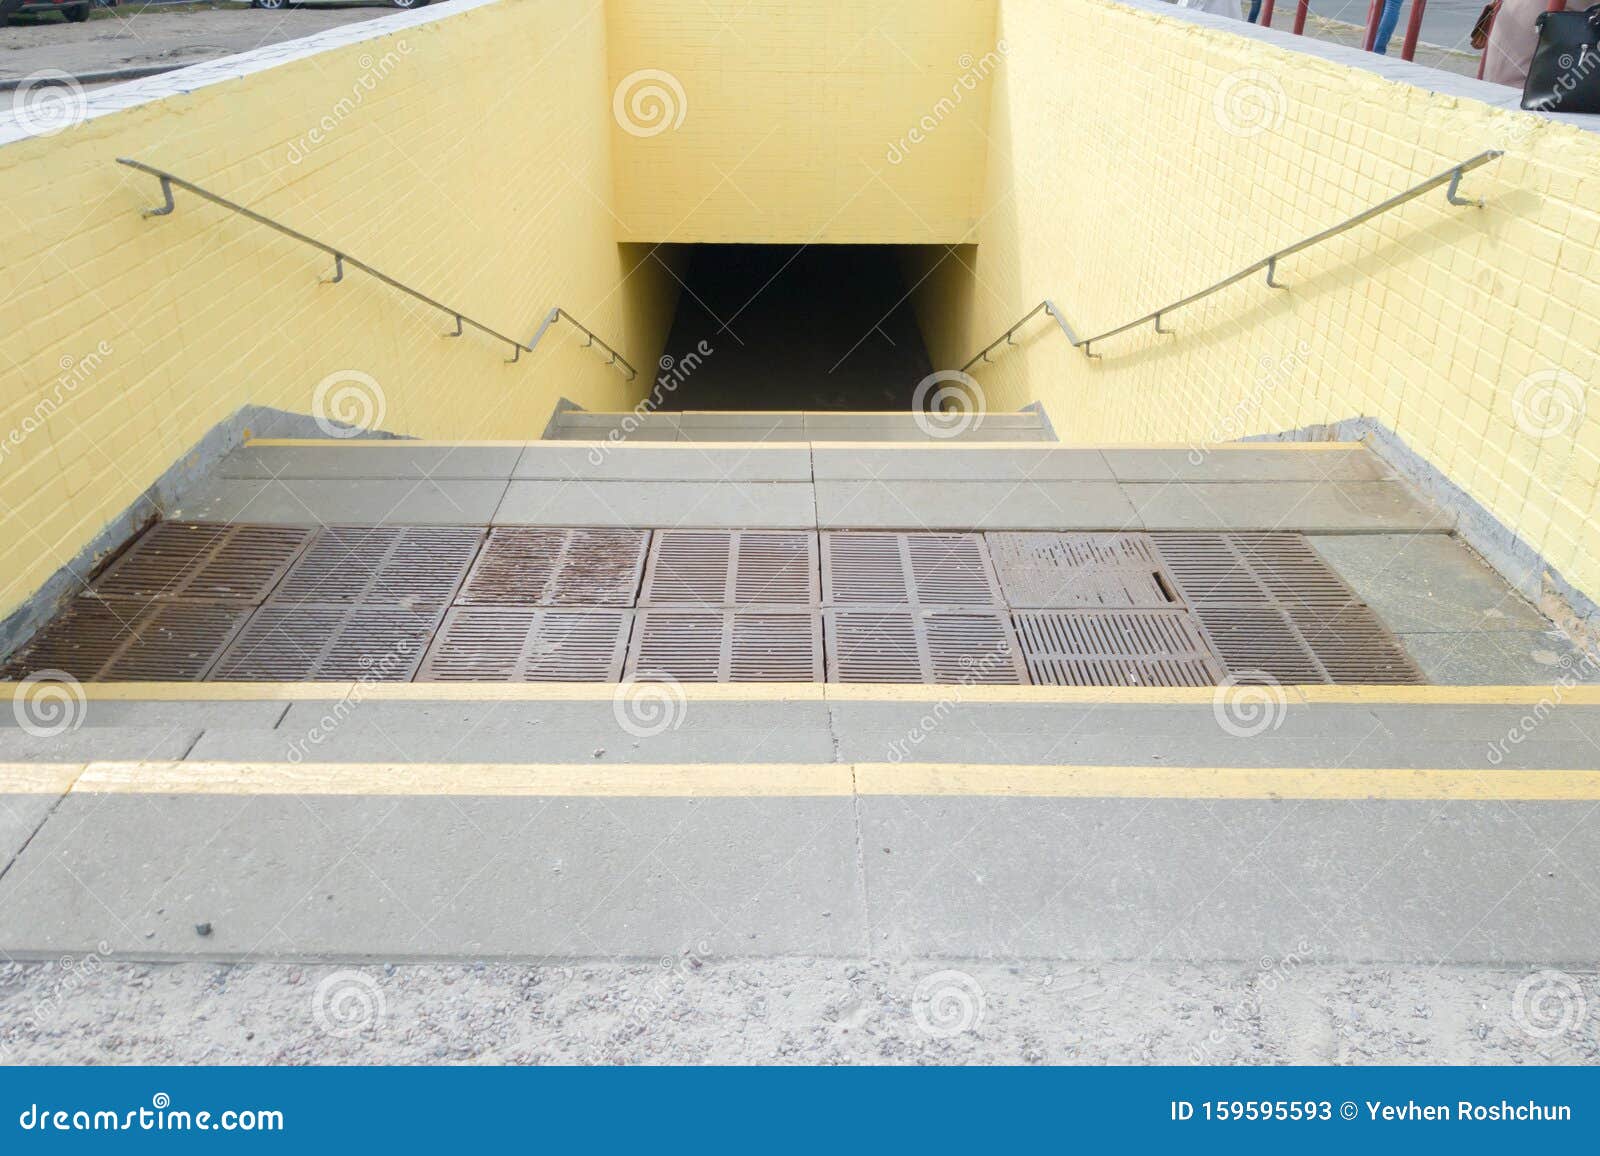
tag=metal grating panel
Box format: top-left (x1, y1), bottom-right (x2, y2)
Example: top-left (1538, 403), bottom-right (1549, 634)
top-left (1184, 606), bottom-right (1325, 684)
top-left (988, 532), bottom-right (1179, 608)
top-left (418, 607), bottom-right (632, 681)
top-left (90, 522), bottom-right (312, 603)
top-left (640, 530), bottom-right (819, 606)
top-left (623, 607), bottom-right (822, 682)
top-left (821, 532), bottom-right (1003, 606)
top-left (825, 609), bottom-right (1026, 684)
top-left (272, 526), bottom-right (484, 609)
top-left (1, 596), bottom-right (250, 681)
top-left (212, 603), bottom-right (442, 681)
top-left (457, 528), bottom-right (647, 606)
top-left (1012, 609), bottom-right (1225, 687)
top-left (1291, 605), bottom-right (1425, 684)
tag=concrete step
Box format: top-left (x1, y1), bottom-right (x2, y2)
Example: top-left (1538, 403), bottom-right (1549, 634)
top-left (544, 409), bottom-right (1053, 442)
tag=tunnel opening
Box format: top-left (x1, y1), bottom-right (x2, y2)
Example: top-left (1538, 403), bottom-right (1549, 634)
top-left (648, 244), bottom-right (935, 412)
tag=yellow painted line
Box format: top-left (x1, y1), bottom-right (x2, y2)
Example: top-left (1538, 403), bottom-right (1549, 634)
top-left (45, 760), bottom-right (1600, 801)
top-left (243, 437), bottom-right (1370, 452)
top-left (243, 439), bottom-right (534, 448)
top-left (821, 683), bottom-right (1284, 704)
top-left (0, 763), bottom-right (86, 794)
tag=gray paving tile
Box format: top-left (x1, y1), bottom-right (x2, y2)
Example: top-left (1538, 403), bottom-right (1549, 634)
top-left (176, 479), bottom-right (507, 524)
top-left (679, 411), bottom-right (805, 429)
top-left (0, 702), bottom-right (287, 730)
top-left (515, 444), bottom-right (810, 481)
top-left (804, 412), bottom-right (1043, 432)
top-left (0, 792), bottom-right (60, 876)
top-left (218, 445), bottom-right (522, 481)
top-left (675, 429), bottom-right (814, 443)
top-left (1400, 630), bottom-right (1600, 686)
top-left (547, 426), bottom-right (680, 442)
top-left (1101, 446), bottom-right (1391, 482)
top-left (496, 480), bottom-right (814, 527)
top-left (1122, 480), bottom-right (1450, 532)
top-left (812, 447), bottom-right (1111, 481)
top-left (557, 412), bottom-right (680, 431)
top-left (0, 728), bottom-right (200, 762)
top-left (809, 428), bottom-right (1052, 443)
top-left (1310, 533), bottom-right (1548, 634)
top-left (817, 480), bottom-right (1136, 529)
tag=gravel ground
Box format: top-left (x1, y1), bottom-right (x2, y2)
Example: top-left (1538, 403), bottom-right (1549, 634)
top-left (1, 957), bottom-right (1595, 1064)
top-left (0, 3), bottom-right (394, 82)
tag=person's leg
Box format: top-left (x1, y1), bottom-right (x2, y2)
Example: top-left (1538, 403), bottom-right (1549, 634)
top-left (1374, 0), bottom-right (1405, 53)
top-left (1247, 0), bottom-right (1262, 21)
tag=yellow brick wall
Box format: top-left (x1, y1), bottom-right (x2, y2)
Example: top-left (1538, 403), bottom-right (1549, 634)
top-left (0, 1), bottom-right (679, 623)
top-left (607, 0), bottom-right (1000, 243)
top-left (916, 0), bottom-right (1600, 602)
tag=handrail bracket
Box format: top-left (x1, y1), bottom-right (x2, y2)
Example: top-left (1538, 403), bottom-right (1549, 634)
top-left (142, 176), bottom-right (176, 219)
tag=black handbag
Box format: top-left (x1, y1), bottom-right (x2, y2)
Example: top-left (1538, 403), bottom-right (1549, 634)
top-left (1521, 3), bottom-right (1600, 112)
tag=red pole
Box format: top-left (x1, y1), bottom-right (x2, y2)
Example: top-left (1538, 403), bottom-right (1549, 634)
top-left (1400, 0), bottom-right (1427, 58)
top-left (1363, 0), bottom-right (1383, 50)
top-left (1260, 0), bottom-right (1276, 25)
top-left (1293, 0), bottom-right (1310, 33)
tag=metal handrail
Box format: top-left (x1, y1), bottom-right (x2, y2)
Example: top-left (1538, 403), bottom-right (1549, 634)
top-left (116, 157), bottom-right (637, 380)
top-left (960, 149), bottom-right (1500, 371)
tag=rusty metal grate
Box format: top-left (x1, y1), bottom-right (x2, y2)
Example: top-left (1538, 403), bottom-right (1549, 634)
top-left (1153, 533), bottom-right (1424, 684)
top-left (639, 530), bottom-right (819, 606)
top-left (987, 532), bottom-right (1180, 608)
top-left (822, 532), bottom-right (1004, 607)
top-left (624, 608), bottom-right (822, 682)
top-left (419, 607), bottom-right (632, 681)
top-left (1012, 608), bottom-right (1225, 687)
top-left (272, 526), bottom-right (485, 609)
top-left (90, 522), bottom-right (312, 604)
top-left (457, 528), bottom-right (647, 606)
top-left (1, 596), bottom-right (250, 681)
top-left (824, 609), bottom-right (1025, 684)
top-left (212, 602), bottom-right (442, 681)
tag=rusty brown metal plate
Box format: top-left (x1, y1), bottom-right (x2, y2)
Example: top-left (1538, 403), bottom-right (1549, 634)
top-left (824, 608), bottom-right (1026, 684)
top-left (2, 596), bottom-right (250, 681)
top-left (90, 522), bottom-right (313, 604)
top-left (624, 607), bottom-right (822, 682)
top-left (821, 532), bottom-right (1004, 607)
top-left (456, 528), bottom-right (648, 606)
top-left (212, 602), bottom-right (443, 681)
top-left (418, 606), bottom-right (633, 681)
top-left (639, 530), bottom-right (819, 606)
top-left (272, 526), bottom-right (485, 609)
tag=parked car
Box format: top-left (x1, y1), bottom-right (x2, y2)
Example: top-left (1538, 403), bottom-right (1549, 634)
top-left (0, 0), bottom-right (98, 23)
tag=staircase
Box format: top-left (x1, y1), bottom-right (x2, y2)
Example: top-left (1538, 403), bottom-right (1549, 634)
top-left (543, 408), bottom-right (1055, 442)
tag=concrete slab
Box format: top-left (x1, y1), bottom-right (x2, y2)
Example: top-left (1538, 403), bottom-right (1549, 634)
top-left (495, 480), bottom-right (815, 528)
top-left (0, 727), bottom-right (200, 762)
top-left (803, 413), bottom-right (1044, 432)
top-left (860, 796), bottom-right (1600, 963)
top-left (219, 445), bottom-right (523, 481)
top-left (547, 425), bottom-right (680, 442)
top-left (0, 792), bottom-right (59, 877)
top-left (0, 795), bottom-right (866, 958)
top-left (1311, 533), bottom-right (1549, 634)
top-left (812, 447), bottom-right (1112, 481)
top-left (817, 480), bottom-right (1137, 530)
top-left (0, 701), bottom-right (288, 730)
top-left (679, 412), bottom-right (805, 429)
top-left (1400, 630), bottom-right (1600, 686)
top-left (675, 429), bottom-right (814, 443)
top-left (1102, 447), bottom-right (1391, 483)
top-left (175, 479), bottom-right (507, 525)
top-left (807, 428), bottom-right (1053, 443)
top-left (557, 413), bottom-right (680, 431)
top-left (514, 444), bottom-right (811, 481)
top-left (1122, 480), bottom-right (1449, 532)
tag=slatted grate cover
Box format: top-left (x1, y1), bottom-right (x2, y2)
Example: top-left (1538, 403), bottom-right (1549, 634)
top-left (212, 603), bottom-right (443, 681)
top-left (825, 609), bottom-right (1025, 684)
top-left (456, 528), bottom-right (648, 606)
top-left (91, 523), bottom-right (312, 603)
top-left (987, 532), bottom-right (1179, 608)
top-left (1012, 609), bottom-right (1225, 687)
top-left (624, 608), bottom-right (822, 682)
top-left (419, 607), bottom-right (632, 681)
top-left (273, 526), bottom-right (485, 609)
top-left (822, 532), bottom-right (1004, 606)
top-left (640, 530), bottom-right (819, 605)
top-left (1, 597), bottom-right (250, 681)
top-left (1153, 533), bottom-right (1424, 684)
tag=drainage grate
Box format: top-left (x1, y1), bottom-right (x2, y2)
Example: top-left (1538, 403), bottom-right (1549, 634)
top-left (1, 597), bottom-right (250, 681)
top-left (824, 609), bottom-right (1025, 684)
top-left (624, 608), bottom-right (822, 682)
top-left (821, 532), bottom-right (1004, 606)
top-left (456, 528), bottom-right (648, 606)
top-left (1153, 533), bottom-right (1424, 684)
top-left (1012, 608), bottom-right (1225, 687)
top-left (418, 607), bottom-right (632, 681)
top-left (212, 603), bottom-right (443, 681)
top-left (640, 530), bottom-right (819, 605)
top-left (273, 526), bottom-right (485, 609)
top-left (90, 522), bottom-right (312, 603)
top-left (987, 532), bottom-right (1179, 608)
